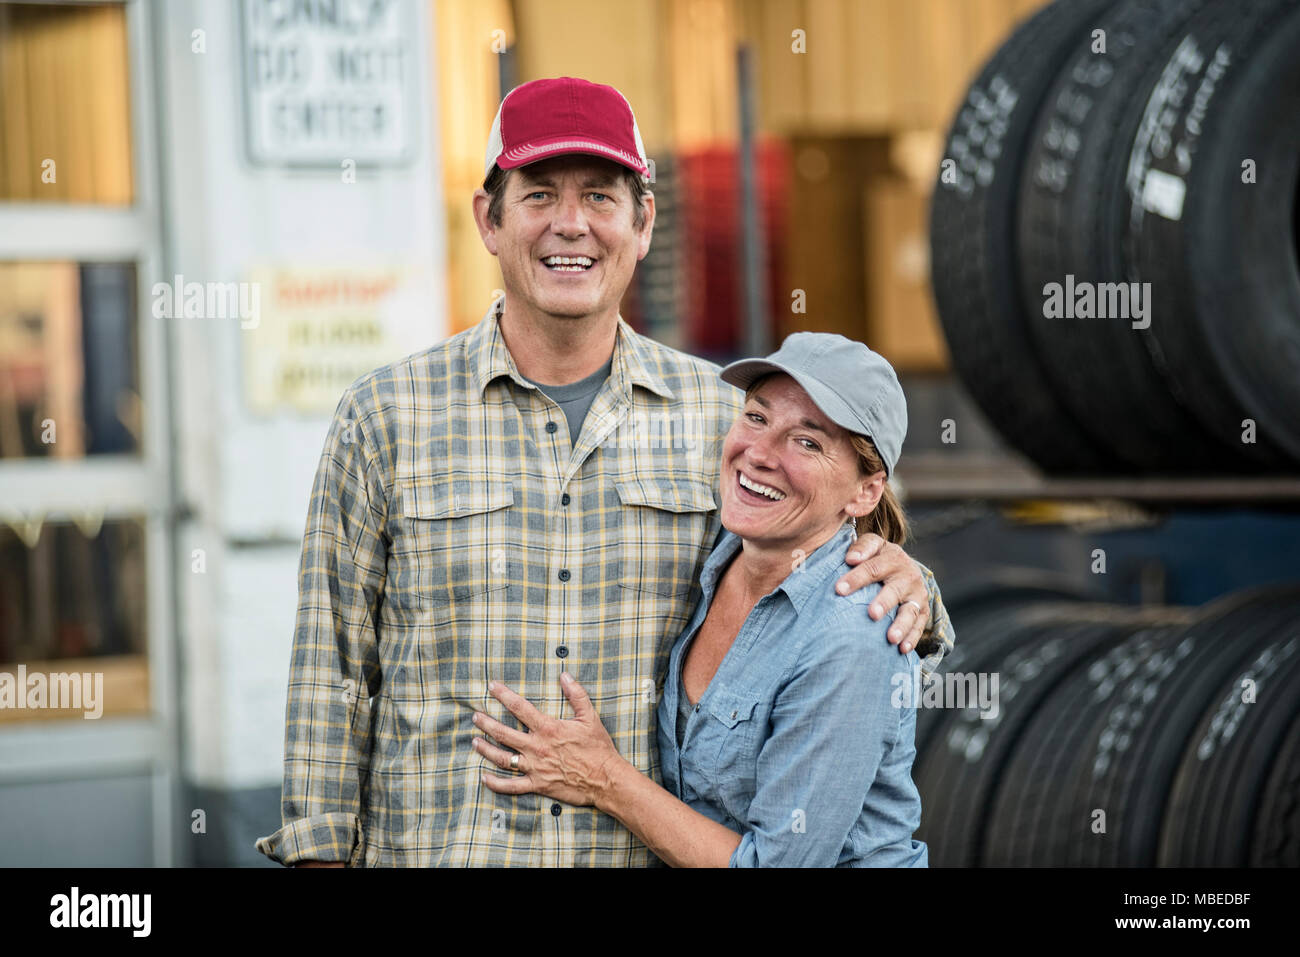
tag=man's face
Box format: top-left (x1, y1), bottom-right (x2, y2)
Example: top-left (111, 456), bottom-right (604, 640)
top-left (473, 155), bottom-right (654, 323)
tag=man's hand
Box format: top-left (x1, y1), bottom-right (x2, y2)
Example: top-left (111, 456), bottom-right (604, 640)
top-left (835, 532), bottom-right (929, 653)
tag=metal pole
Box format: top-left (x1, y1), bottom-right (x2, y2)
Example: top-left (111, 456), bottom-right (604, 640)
top-left (737, 43), bottom-right (769, 357)
top-left (497, 43), bottom-right (516, 102)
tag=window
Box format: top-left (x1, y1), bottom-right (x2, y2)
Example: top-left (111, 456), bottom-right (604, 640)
top-left (0, 2), bottom-right (133, 205)
top-left (0, 261), bottom-right (141, 460)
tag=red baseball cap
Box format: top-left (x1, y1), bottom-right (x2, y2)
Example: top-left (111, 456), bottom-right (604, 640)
top-left (484, 76), bottom-right (650, 180)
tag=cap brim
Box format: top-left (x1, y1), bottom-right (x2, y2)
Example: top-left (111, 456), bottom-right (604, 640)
top-left (496, 139), bottom-right (648, 177)
top-left (719, 359), bottom-right (785, 392)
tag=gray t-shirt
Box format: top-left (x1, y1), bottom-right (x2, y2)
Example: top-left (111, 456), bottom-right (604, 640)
top-left (522, 354), bottom-right (614, 446)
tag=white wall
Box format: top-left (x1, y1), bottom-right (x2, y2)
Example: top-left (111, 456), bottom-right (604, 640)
top-left (155, 0), bottom-right (446, 790)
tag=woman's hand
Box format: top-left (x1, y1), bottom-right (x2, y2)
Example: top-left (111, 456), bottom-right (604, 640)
top-left (472, 672), bottom-right (625, 807)
top-left (475, 673), bottom-right (745, 867)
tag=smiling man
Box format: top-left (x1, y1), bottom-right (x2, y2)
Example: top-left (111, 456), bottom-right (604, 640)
top-left (255, 76), bottom-right (954, 868)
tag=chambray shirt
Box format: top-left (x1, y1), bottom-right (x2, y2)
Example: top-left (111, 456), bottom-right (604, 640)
top-left (658, 521), bottom-right (929, 868)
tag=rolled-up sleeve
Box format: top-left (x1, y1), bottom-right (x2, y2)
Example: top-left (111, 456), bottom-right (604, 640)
top-left (914, 560), bottom-right (955, 682)
top-left (255, 386), bottom-right (388, 867)
top-left (729, 601), bottom-right (905, 868)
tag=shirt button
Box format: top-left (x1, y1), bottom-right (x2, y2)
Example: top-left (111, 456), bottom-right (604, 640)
top-left (550, 803), bottom-right (562, 816)
top-left (545, 421), bottom-right (558, 434)
top-left (558, 569), bottom-right (570, 582)
top-left (556, 645), bottom-right (568, 658)
top-left (561, 493), bottom-right (571, 506)
top-left (731, 710), bottom-right (738, 720)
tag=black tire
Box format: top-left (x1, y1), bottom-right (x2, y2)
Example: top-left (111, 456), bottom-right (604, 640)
top-left (1016, 0), bottom-right (1246, 472)
top-left (913, 602), bottom-right (1093, 865)
top-left (914, 590), bottom-right (1091, 760)
top-left (929, 0), bottom-right (1117, 474)
top-left (923, 612), bottom-right (1140, 867)
top-left (981, 614), bottom-right (1191, 865)
top-left (913, 600), bottom-right (1075, 763)
top-left (1124, 0), bottom-right (1300, 466)
top-left (1158, 624), bottom-right (1300, 864)
top-left (1251, 706), bottom-right (1300, 866)
top-left (1064, 586), bottom-right (1300, 864)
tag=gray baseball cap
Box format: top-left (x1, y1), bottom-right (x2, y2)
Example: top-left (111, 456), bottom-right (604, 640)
top-left (719, 332), bottom-right (908, 477)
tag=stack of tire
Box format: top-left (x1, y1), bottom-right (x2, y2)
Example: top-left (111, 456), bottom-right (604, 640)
top-left (930, 0), bottom-right (1300, 474)
top-left (914, 581), bottom-right (1300, 865)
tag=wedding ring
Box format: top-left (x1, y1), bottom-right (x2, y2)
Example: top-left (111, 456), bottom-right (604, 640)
top-left (510, 753), bottom-right (520, 771)
top-left (905, 600), bottom-right (923, 615)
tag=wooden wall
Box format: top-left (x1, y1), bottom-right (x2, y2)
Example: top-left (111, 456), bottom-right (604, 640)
top-left (0, 2), bottom-right (133, 204)
top-left (435, 0), bottom-right (1049, 364)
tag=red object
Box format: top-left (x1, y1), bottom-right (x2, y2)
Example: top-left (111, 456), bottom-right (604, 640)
top-left (679, 139), bottom-right (789, 357)
top-left (486, 77), bottom-right (650, 178)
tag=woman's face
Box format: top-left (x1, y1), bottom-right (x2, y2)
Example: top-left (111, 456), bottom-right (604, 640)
top-left (719, 373), bottom-right (885, 549)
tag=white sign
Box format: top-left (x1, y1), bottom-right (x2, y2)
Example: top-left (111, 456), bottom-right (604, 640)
top-left (242, 266), bottom-right (433, 414)
top-left (241, 0), bottom-right (416, 166)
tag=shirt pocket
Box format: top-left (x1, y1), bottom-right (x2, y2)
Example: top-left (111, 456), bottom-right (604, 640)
top-left (392, 478), bottom-right (514, 607)
top-left (614, 476), bottom-right (716, 599)
top-left (698, 685), bottom-right (763, 819)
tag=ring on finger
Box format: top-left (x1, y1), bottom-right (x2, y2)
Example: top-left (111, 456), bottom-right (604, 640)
top-left (510, 753), bottom-right (521, 771)
top-left (904, 599), bottom-right (923, 615)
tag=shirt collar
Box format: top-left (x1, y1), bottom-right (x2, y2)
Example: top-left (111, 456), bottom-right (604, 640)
top-left (469, 297), bottom-right (675, 401)
top-left (700, 521), bottom-right (858, 616)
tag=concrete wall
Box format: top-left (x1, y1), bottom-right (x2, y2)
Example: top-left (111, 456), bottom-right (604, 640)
top-left (154, 0), bottom-right (446, 865)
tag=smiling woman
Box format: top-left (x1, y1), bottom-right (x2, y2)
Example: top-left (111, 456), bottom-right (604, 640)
top-left (738, 374), bottom-right (909, 546)
top-left (472, 331), bottom-right (931, 867)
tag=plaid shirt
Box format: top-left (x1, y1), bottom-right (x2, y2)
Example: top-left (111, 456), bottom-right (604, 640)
top-left (255, 299), bottom-right (954, 867)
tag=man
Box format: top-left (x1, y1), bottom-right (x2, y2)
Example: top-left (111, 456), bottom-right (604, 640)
top-left (256, 76), bottom-right (954, 867)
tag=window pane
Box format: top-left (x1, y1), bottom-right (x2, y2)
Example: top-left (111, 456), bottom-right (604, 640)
top-left (0, 2), bottom-right (133, 205)
top-left (0, 261), bottom-right (140, 458)
top-left (0, 517), bottom-right (148, 723)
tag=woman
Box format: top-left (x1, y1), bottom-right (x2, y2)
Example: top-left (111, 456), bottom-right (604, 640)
top-left (470, 332), bottom-right (928, 866)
